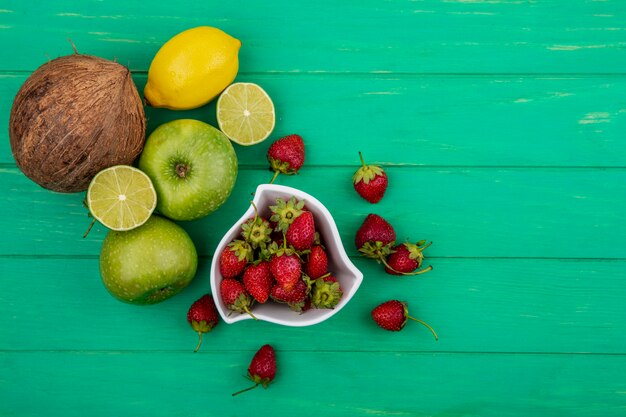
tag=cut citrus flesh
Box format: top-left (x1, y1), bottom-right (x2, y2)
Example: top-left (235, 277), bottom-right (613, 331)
top-left (217, 82), bottom-right (275, 146)
top-left (87, 165), bottom-right (157, 231)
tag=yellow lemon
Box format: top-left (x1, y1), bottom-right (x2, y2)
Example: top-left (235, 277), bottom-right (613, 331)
top-left (144, 26), bottom-right (241, 110)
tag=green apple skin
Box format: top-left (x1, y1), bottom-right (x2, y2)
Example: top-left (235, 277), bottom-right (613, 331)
top-left (138, 119), bottom-right (238, 221)
top-left (100, 216), bottom-right (198, 305)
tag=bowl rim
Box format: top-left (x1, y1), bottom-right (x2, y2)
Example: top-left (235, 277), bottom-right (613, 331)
top-left (210, 183), bottom-right (363, 326)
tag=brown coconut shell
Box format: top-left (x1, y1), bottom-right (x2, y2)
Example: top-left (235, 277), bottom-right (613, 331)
top-left (9, 54), bottom-right (146, 193)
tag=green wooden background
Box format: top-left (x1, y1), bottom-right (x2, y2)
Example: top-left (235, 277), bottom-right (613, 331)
top-left (1, 1), bottom-right (625, 416)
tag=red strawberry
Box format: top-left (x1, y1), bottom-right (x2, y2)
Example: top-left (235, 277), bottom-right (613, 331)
top-left (385, 241), bottom-right (433, 276)
top-left (232, 344), bottom-right (277, 396)
top-left (305, 245), bottom-right (328, 279)
top-left (219, 240), bottom-right (253, 278)
top-left (220, 278), bottom-right (256, 319)
top-left (269, 243), bottom-right (302, 291)
top-left (243, 261), bottom-right (274, 303)
top-left (310, 275), bottom-right (343, 309)
top-left (269, 197), bottom-right (305, 232)
top-left (371, 300), bottom-right (438, 340)
top-left (286, 211), bottom-right (315, 250)
top-left (187, 294), bottom-right (219, 352)
top-left (267, 134), bottom-right (305, 183)
top-left (355, 214), bottom-right (396, 264)
top-left (271, 279), bottom-right (308, 311)
top-left (353, 152), bottom-right (388, 203)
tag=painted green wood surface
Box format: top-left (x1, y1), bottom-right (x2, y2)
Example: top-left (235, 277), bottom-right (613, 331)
top-left (1, 1), bottom-right (625, 416)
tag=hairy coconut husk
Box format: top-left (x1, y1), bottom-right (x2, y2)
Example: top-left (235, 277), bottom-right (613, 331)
top-left (9, 54), bottom-right (146, 193)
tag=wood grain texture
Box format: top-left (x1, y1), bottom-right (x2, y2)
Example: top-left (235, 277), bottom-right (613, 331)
top-left (2, 257), bottom-right (626, 354)
top-left (3, 74), bottom-right (626, 167)
top-left (1, 351), bottom-right (626, 417)
top-left (0, 167), bottom-right (624, 258)
top-left (1, 0), bottom-right (625, 416)
top-left (1, 0), bottom-right (626, 73)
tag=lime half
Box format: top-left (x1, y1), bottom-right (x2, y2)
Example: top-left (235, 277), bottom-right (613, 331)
top-left (87, 165), bottom-right (157, 231)
top-left (217, 82), bottom-right (275, 146)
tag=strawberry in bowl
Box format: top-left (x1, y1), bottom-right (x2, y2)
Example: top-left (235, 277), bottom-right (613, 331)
top-left (210, 184), bottom-right (363, 326)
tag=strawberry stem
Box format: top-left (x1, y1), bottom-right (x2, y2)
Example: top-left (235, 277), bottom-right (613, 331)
top-left (358, 151), bottom-right (367, 168)
top-left (194, 332), bottom-right (203, 353)
top-left (232, 383), bottom-right (259, 396)
top-left (419, 241), bottom-right (433, 251)
top-left (407, 316), bottom-right (439, 341)
top-left (269, 170), bottom-right (280, 184)
top-left (380, 254), bottom-right (433, 276)
top-left (83, 218), bottom-right (96, 239)
top-left (243, 306), bottom-right (258, 320)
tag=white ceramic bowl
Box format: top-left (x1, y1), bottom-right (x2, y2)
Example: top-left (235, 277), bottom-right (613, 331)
top-left (210, 184), bottom-right (363, 326)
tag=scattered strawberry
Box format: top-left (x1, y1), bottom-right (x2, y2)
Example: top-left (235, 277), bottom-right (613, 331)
top-left (267, 134), bottom-right (305, 183)
top-left (385, 241), bottom-right (433, 276)
top-left (286, 210), bottom-right (315, 250)
top-left (232, 344), bottom-right (277, 396)
top-left (269, 242), bottom-right (302, 291)
top-left (220, 278), bottom-right (256, 320)
top-left (270, 197), bottom-right (305, 232)
top-left (305, 245), bottom-right (328, 279)
top-left (355, 213), bottom-right (396, 262)
top-left (310, 275), bottom-right (343, 309)
top-left (219, 240), bottom-right (253, 279)
top-left (371, 300), bottom-right (438, 340)
top-left (353, 151), bottom-right (388, 203)
top-left (187, 294), bottom-right (219, 352)
top-left (271, 279), bottom-right (308, 311)
top-left (243, 261), bottom-right (274, 304)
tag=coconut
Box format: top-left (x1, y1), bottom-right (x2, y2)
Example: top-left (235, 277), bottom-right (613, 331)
top-left (9, 53), bottom-right (146, 193)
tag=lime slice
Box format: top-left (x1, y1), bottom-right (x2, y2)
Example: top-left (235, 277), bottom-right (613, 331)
top-left (87, 165), bottom-right (157, 231)
top-left (217, 82), bottom-right (275, 146)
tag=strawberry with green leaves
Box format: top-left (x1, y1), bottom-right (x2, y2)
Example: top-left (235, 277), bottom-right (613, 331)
top-left (220, 278), bottom-right (256, 320)
top-left (356, 214), bottom-right (432, 276)
top-left (267, 134), bottom-right (305, 183)
top-left (219, 240), bottom-right (253, 279)
top-left (353, 151), bottom-right (388, 203)
top-left (270, 197), bottom-right (305, 233)
top-left (371, 300), bottom-right (438, 340)
top-left (187, 294), bottom-right (219, 352)
top-left (385, 241), bottom-right (432, 275)
top-left (232, 344), bottom-right (277, 396)
top-left (310, 275), bottom-right (343, 309)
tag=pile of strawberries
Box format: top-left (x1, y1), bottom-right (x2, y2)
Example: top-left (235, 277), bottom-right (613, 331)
top-left (218, 195), bottom-right (342, 318)
top-left (185, 135), bottom-right (439, 396)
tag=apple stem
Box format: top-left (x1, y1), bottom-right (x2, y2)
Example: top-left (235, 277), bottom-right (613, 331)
top-left (176, 163), bottom-right (189, 178)
top-left (358, 151), bottom-right (367, 168)
top-left (407, 316), bottom-right (439, 341)
top-left (232, 383), bottom-right (259, 396)
top-left (269, 170), bottom-right (280, 184)
top-left (83, 218), bottom-right (96, 239)
top-left (194, 332), bottom-right (203, 353)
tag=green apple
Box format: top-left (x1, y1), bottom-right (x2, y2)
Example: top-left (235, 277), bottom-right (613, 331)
top-left (138, 119), bottom-right (238, 221)
top-left (100, 215), bottom-right (197, 304)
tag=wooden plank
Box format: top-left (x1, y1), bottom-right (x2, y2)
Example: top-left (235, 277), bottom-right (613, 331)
top-left (1, 351), bottom-right (625, 417)
top-left (3, 74), bottom-right (626, 167)
top-left (2, 257), bottom-right (625, 353)
top-left (0, 166), bottom-right (624, 258)
top-left (1, 0), bottom-right (626, 73)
